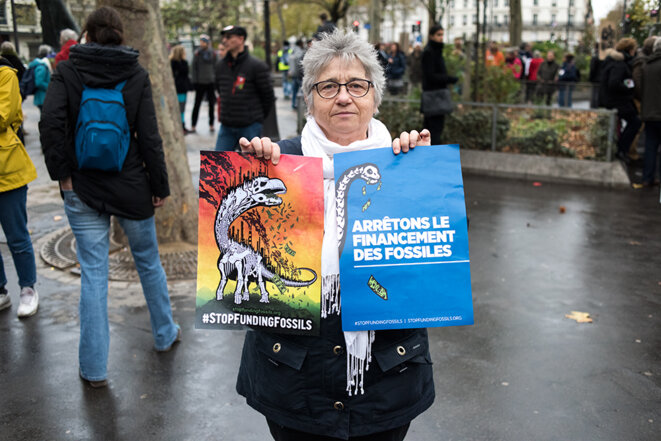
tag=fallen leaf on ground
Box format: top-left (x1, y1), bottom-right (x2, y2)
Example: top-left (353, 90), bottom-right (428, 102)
top-left (559, 206), bottom-right (566, 213)
top-left (140, 394), bottom-right (148, 399)
top-left (54, 215), bottom-right (62, 221)
top-left (533, 182), bottom-right (542, 187)
top-left (629, 241), bottom-right (641, 246)
top-left (565, 311), bottom-right (593, 323)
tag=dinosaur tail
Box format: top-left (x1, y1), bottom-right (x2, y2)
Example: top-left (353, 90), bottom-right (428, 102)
top-left (262, 267), bottom-right (318, 287)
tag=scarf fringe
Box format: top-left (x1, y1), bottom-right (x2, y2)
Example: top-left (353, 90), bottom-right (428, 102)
top-left (321, 275), bottom-right (341, 318)
top-left (346, 330), bottom-right (375, 396)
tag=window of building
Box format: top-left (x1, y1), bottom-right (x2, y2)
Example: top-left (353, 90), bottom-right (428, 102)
top-left (533, 14), bottom-right (538, 25)
top-left (463, 0), bottom-right (468, 8)
top-left (494, 15), bottom-right (499, 25)
top-left (568, 14), bottom-right (573, 26)
top-left (504, 14), bottom-right (509, 24)
top-left (551, 14), bottom-right (556, 24)
top-left (551, 0), bottom-right (557, 6)
top-left (504, 0), bottom-right (509, 6)
top-left (463, 14), bottom-right (467, 25)
top-left (450, 0), bottom-right (455, 7)
top-left (494, 0), bottom-right (498, 6)
top-left (533, 0), bottom-right (538, 5)
top-left (450, 15), bottom-right (455, 26)
top-left (472, 14), bottom-right (477, 24)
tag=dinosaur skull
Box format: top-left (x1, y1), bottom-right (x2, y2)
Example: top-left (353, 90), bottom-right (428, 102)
top-left (361, 165), bottom-right (380, 185)
top-left (248, 177), bottom-right (286, 206)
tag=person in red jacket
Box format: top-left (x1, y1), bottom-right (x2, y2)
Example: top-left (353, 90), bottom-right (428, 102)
top-left (54, 28), bottom-right (78, 68)
top-left (525, 50), bottom-right (544, 103)
top-left (505, 49), bottom-right (523, 78)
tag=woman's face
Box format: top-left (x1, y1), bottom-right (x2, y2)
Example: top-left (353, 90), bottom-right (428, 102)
top-left (310, 58), bottom-right (376, 146)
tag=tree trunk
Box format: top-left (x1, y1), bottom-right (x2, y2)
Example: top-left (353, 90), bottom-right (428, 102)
top-left (509, 0), bottom-right (522, 46)
top-left (100, 0), bottom-right (198, 244)
top-left (275, 1), bottom-right (287, 43)
top-left (368, 0), bottom-right (381, 43)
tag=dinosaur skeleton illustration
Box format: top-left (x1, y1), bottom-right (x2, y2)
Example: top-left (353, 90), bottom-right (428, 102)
top-left (335, 163), bottom-right (381, 255)
top-left (214, 176), bottom-right (317, 304)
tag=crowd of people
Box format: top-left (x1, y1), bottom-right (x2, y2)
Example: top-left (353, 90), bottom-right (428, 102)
top-left (1, 6), bottom-right (437, 441)
top-left (1, 4), bottom-right (660, 439)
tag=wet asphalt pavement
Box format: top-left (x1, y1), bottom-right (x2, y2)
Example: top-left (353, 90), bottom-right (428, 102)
top-left (1, 95), bottom-right (660, 441)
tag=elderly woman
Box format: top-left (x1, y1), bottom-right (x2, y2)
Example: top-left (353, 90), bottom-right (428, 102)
top-left (236, 30), bottom-right (433, 441)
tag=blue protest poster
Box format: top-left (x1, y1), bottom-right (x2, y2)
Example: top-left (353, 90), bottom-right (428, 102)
top-left (333, 144), bottom-right (473, 331)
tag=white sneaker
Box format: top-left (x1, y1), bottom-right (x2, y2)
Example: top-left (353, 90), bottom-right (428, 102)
top-left (0, 293), bottom-right (11, 311)
top-left (17, 287), bottom-right (38, 318)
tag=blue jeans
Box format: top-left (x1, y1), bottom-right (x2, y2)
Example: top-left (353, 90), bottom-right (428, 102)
top-left (63, 190), bottom-right (178, 381)
top-left (282, 72), bottom-right (292, 98)
top-left (0, 185), bottom-right (36, 289)
top-left (558, 84), bottom-right (574, 107)
top-left (215, 122), bottom-right (263, 152)
top-left (291, 78), bottom-right (301, 109)
top-left (643, 121), bottom-right (661, 183)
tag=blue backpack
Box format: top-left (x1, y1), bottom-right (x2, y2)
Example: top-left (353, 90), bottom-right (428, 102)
top-left (75, 80), bottom-right (130, 172)
top-left (19, 65), bottom-right (37, 98)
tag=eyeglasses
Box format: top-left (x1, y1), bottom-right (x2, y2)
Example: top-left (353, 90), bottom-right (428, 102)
top-left (312, 79), bottom-right (373, 99)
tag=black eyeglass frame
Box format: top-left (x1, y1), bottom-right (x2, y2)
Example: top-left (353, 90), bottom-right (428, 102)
top-left (312, 79), bottom-right (374, 99)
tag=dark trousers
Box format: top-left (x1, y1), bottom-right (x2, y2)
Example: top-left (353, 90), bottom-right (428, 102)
top-left (191, 83), bottom-right (215, 128)
top-left (642, 121), bottom-right (661, 183)
top-left (618, 112), bottom-right (642, 156)
top-left (424, 114), bottom-right (445, 145)
top-left (266, 419), bottom-right (410, 441)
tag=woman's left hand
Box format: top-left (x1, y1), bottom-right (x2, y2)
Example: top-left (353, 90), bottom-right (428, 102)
top-left (392, 129), bottom-right (431, 155)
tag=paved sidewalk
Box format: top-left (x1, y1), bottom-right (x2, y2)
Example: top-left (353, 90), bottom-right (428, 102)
top-left (1, 93), bottom-right (659, 441)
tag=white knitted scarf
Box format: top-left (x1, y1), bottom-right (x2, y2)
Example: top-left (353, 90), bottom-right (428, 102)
top-left (301, 116), bottom-right (392, 395)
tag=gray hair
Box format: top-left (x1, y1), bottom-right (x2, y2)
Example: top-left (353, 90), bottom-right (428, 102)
top-left (654, 36), bottom-right (661, 53)
top-left (38, 44), bottom-right (51, 57)
top-left (0, 41), bottom-right (15, 54)
top-left (60, 28), bottom-right (78, 44)
top-left (302, 29), bottom-right (385, 116)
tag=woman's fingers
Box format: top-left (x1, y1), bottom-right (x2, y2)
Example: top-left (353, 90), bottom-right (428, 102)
top-left (238, 136), bottom-right (280, 164)
top-left (399, 131), bottom-right (410, 153)
top-left (418, 129), bottom-right (431, 146)
top-left (238, 137), bottom-right (252, 152)
top-left (392, 137), bottom-right (401, 155)
top-left (392, 128), bottom-right (432, 155)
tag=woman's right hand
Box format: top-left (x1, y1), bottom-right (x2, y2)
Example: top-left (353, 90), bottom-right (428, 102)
top-left (238, 136), bottom-right (281, 165)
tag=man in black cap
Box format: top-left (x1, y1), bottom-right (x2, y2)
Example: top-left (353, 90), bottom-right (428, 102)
top-left (214, 25), bottom-right (275, 151)
top-left (191, 34), bottom-right (217, 133)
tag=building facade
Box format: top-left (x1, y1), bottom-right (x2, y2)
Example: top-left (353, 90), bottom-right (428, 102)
top-left (0, 0), bottom-right (42, 59)
top-left (352, 0), bottom-right (591, 49)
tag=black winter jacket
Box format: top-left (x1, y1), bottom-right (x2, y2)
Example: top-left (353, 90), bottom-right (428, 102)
top-left (641, 51), bottom-right (661, 121)
top-left (236, 137), bottom-right (435, 440)
top-left (215, 49), bottom-right (275, 128)
top-left (598, 49), bottom-right (637, 116)
top-left (421, 40), bottom-right (457, 92)
top-left (171, 59), bottom-right (192, 94)
top-left (39, 43), bottom-right (169, 220)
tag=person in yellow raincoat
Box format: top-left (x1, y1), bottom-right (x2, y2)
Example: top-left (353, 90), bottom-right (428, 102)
top-left (0, 56), bottom-right (39, 317)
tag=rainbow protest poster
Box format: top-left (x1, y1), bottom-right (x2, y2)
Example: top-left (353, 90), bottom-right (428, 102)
top-left (196, 151), bottom-right (324, 335)
top-left (333, 144), bottom-right (473, 331)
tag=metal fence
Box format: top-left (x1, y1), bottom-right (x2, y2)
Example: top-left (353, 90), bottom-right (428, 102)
top-left (297, 93), bottom-right (618, 162)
